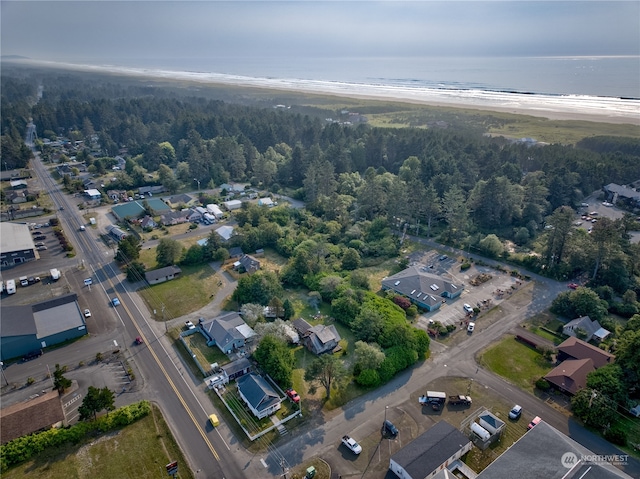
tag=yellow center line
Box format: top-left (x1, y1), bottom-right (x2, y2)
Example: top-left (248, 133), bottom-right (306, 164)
top-left (110, 286), bottom-right (220, 462)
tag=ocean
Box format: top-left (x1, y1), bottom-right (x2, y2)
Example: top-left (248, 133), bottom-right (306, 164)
top-left (18, 55), bottom-right (640, 122)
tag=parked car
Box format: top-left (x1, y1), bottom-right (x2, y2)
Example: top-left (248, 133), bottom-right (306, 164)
top-left (509, 405), bottom-right (522, 420)
top-left (22, 349), bottom-right (43, 362)
top-left (84, 309), bottom-right (91, 318)
top-left (463, 303), bottom-right (473, 314)
top-left (37, 246), bottom-right (48, 251)
top-left (438, 254), bottom-right (448, 261)
top-left (568, 283), bottom-right (579, 289)
top-left (185, 320), bottom-right (196, 330)
top-left (383, 419), bottom-right (398, 437)
top-left (341, 435), bottom-right (362, 455)
top-left (111, 298), bottom-right (120, 306)
top-left (34, 235), bottom-right (46, 240)
top-left (35, 242), bottom-right (45, 247)
top-left (286, 388), bottom-right (300, 403)
top-left (467, 322), bottom-right (475, 332)
top-left (527, 416), bottom-right (541, 430)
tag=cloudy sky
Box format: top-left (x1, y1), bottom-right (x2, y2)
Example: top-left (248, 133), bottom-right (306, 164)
top-left (2, 1), bottom-right (639, 63)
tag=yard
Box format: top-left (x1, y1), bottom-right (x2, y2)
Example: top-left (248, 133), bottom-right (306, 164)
top-left (182, 330), bottom-right (230, 370)
top-left (479, 335), bottom-right (555, 392)
top-left (138, 263), bottom-right (222, 319)
top-left (1, 404), bottom-right (193, 479)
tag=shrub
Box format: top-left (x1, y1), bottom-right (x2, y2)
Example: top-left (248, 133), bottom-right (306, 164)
top-left (604, 427), bottom-right (627, 446)
top-left (356, 369), bottom-right (380, 387)
top-left (535, 378), bottom-right (551, 391)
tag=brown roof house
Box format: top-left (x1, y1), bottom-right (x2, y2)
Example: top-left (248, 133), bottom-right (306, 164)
top-left (292, 318), bottom-right (341, 355)
top-left (556, 337), bottom-right (614, 369)
top-left (0, 390), bottom-right (65, 444)
top-left (544, 358), bottom-right (594, 395)
top-left (544, 337), bottom-right (615, 395)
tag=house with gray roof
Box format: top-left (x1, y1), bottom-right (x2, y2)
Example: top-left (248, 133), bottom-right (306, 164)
top-left (160, 210), bottom-right (190, 226)
top-left (145, 265), bottom-right (182, 285)
top-left (292, 318), bottom-right (341, 355)
top-left (0, 293), bottom-right (87, 360)
top-left (382, 266), bottom-right (463, 312)
top-left (389, 421), bottom-right (472, 479)
top-left (236, 373), bottom-right (282, 419)
top-left (200, 312), bottom-right (256, 354)
top-left (236, 254), bottom-right (260, 274)
top-left (563, 316), bottom-right (609, 342)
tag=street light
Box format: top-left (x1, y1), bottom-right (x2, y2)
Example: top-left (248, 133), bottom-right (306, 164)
top-left (193, 178), bottom-right (200, 191)
top-left (384, 405), bottom-right (388, 423)
top-left (0, 362), bottom-right (8, 387)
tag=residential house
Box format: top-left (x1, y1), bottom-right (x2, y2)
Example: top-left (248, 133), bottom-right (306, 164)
top-left (562, 316), bottom-right (610, 342)
top-left (56, 164), bottom-right (75, 177)
top-left (145, 265), bottom-right (182, 285)
top-left (258, 197), bottom-right (274, 207)
top-left (107, 190), bottom-right (128, 202)
top-left (140, 215), bottom-right (157, 229)
top-left (544, 358), bottom-right (594, 395)
top-left (200, 312), bottom-right (256, 354)
top-left (138, 185), bottom-right (165, 196)
top-left (292, 318), bottom-right (341, 355)
top-left (6, 190), bottom-right (27, 204)
top-left (556, 337), bottom-right (614, 369)
top-left (543, 337), bottom-right (615, 396)
top-left (381, 266), bottom-right (463, 312)
top-left (389, 421), bottom-right (472, 479)
top-left (207, 357), bottom-right (252, 389)
top-left (235, 254), bottom-right (260, 274)
top-left (9, 179), bottom-right (28, 189)
top-left (236, 373), bottom-right (282, 419)
top-left (84, 189), bottom-right (101, 200)
top-left (105, 224), bottom-right (127, 241)
top-left (160, 210), bottom-right (190, 226)
top-left (228, 247), bottom-right (244, 259)
top-left (164, 193), bottom-right (193, 208)
top-left (187, 206), bottom-right (207, 223)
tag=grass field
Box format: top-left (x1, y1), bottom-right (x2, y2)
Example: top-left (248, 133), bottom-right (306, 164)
top-left (138, 264), bottom-right (222, 319)
top-left (479, 335), bottom-right (555, 392)
top-left (2, 404), bottom-right (193, 479)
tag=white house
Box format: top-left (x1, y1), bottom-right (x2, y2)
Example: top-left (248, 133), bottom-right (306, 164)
top-left (84, 188), bottom-right (102, 200)
top-left (223, 199), bottom-right (242, 211)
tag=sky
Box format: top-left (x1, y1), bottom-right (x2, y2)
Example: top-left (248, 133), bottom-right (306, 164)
top-left (2, 1), bottom-right (639, 64)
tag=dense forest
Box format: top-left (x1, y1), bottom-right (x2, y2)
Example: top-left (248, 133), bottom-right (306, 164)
top-left (2, 66), bottom-right (640, 292)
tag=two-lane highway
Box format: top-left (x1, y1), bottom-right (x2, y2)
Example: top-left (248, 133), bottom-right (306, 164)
top-left (28, 149), bottom-right (247, 479)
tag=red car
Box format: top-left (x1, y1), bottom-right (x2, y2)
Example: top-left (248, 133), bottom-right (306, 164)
top-left (135, 336), bottom-right (144, 345)
top-left (286, 388), bottom-right (300, 403)
top-left (568, 283), bottom-right (579, 289)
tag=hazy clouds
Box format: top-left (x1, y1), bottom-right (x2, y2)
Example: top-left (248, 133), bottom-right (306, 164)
top-left (2, 1), bottom-right (639, 62)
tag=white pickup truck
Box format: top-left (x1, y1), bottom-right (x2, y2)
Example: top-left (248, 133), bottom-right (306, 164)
top-left (341, 435), bottom-right (362, 455)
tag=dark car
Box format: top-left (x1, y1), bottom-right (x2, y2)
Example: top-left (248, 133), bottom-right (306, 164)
top-left (383, 420), bottom-right (398, 437)
top-left (34, 235), bottom-right (46, 240)
top-left (23, 349), bottom-right (43, 361)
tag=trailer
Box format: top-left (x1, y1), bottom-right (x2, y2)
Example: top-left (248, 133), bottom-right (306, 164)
top-left (448, 394), bottom-right (472, 406)
top-left (6, 279), bottom-right (16, 294)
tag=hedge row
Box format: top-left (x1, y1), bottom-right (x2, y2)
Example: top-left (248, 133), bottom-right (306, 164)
top-left (0, 400), bottom-right (151, 472)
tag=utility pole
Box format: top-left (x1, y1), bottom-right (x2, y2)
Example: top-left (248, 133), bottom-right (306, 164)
top-left (0, 362), bottom-right (8, 386)
top-left (193, 178), bottom-right (200, 191)
top-left (163, 305), bottom-right (167, 333)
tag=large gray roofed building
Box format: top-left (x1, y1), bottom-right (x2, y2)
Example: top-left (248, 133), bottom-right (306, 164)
top-left (382, 266), bottom-right (463, 311)
top-left (0, 222), bottom-right (37, 268)
top-left (389, 421), bottom-right (472, 479)
top-left (477, 421), bottom-right (632, 478)
top-left (1, 293), bottom-right (87, 360)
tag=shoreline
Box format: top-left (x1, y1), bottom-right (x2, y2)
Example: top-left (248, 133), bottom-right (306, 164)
top-left (6, 58), bottom-right (640, 126)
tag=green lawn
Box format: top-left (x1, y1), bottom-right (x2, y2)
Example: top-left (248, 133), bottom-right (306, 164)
top-left (2, 404), bottom-right (193, 479)
top-left (138, 264), bottom-right (222, 319)
top-left (480, 335), bottom-right (555, 391)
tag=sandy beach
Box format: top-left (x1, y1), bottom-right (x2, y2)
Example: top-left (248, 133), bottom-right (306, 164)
top-left (11, 59), bottom-right (640, 126)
